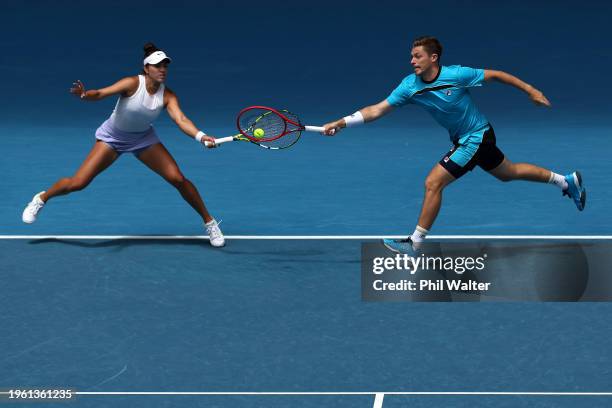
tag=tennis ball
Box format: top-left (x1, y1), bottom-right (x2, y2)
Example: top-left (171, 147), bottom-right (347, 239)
top-left (253, 128), bottom-right (265, 138)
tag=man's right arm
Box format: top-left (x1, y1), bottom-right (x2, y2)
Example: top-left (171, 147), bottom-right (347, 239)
top-left (323, 99), bottom-right (393, 135)
top-left (360, 100), bottom-right (394, 122)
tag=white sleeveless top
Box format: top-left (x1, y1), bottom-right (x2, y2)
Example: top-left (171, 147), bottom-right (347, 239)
top-left (109, 75), bottom-right (165, 132)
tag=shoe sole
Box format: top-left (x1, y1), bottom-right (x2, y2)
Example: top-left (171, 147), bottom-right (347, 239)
top-left (382, 240), bottom-right (400, 253)
top-left (574, 171), bottom-right (582, 187)
top-left (382, 239), bottom-right (414, 254)
top-left (573, 171), bottom-right (586, 211)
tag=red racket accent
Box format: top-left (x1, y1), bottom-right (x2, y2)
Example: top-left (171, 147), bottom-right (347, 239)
top-left (236, 106), bottom-right (303, 143)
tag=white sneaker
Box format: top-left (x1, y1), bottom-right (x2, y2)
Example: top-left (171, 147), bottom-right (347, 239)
top-left (205, 219), bottom-right (225, 247)
top-left (22, 191), bottom-right (46, 224)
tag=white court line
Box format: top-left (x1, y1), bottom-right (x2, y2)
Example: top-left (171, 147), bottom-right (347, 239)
top-left (64, 391), bottom-right (612, 396)
top-left (2, 391), bottom-right (612, 396)
top-left (373, 393), bottom-right (384, 408)
top-left (3, 390), bottom-right (612, 407)
top-left (0, 235), bottom-right (611, 240)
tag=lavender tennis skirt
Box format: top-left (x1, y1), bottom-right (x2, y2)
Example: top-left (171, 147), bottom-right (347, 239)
top-left (95, 119), bottom-right (160, 155)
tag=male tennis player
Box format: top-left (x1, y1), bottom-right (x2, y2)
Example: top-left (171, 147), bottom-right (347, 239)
top-left (22, 43), bottom-right (225, 247)
top-left (323, 36), bottom-right (585, 254)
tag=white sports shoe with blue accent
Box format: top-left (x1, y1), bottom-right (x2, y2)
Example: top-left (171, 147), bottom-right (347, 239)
top-left (22, 191), bottom-right (46, 224)
top-left (205, 219), bottom-right (225, 247)
top-left (562, 171), bottom-right (586, 211)
top-left (383, 238), bottom-right (419, 255)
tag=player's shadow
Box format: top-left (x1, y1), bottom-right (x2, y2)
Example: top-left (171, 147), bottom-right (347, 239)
top-left (28, 238), bottom-right (360, 264)
top-left (28, 238), bottom-right (215, 252)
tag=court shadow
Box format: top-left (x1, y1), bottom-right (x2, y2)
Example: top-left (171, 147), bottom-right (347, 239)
top-left (28, 238), bottom-right (215, 251)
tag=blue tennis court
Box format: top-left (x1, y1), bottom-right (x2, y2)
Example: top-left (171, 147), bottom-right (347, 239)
top-left (2, 123), bottom-right (612, 407)
top-left (2, 236), bottom-right (612, 407)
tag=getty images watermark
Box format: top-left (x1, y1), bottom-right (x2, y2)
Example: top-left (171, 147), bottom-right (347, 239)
top-left (371, 252), bottom-right (490, 292)
top-left (360, 241), bottom-right (611, 302)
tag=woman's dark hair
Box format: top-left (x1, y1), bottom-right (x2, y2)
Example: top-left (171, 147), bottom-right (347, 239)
top-left (143, 42), bottom-right (160, 59)
top-left (142, 42), bottom-right (164, 74)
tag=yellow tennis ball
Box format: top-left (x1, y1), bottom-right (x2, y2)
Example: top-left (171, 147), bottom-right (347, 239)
top-left (253, 128), bottom-right (265, 138)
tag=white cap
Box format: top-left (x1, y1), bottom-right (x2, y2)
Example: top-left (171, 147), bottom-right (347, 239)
top-left (143, 51), bottom-right (172, 66)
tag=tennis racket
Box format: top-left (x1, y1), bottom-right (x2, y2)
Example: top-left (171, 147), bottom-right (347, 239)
top-left (205, 106), bottom-right (325, 150)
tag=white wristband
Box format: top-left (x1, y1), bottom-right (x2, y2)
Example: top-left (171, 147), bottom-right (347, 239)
top-left (195, 131), bottom-right (206, 143)
top-left (343, 111), bottom-right (364, 127)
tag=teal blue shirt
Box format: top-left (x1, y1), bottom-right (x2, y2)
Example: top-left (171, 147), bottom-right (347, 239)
top-left (386, 65), bottom-right (489, 142)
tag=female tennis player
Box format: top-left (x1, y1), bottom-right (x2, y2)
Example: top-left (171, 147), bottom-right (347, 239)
top-left (22, 43), bottom-right (225, 247)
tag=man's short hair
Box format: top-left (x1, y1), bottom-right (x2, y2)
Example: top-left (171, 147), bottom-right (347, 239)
top-left (412, 36), bottom-right (443, 61)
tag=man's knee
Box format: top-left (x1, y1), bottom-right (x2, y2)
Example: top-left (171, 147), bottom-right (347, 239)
top-left (424, 176), bottom-right (446, 192)
top-left (493, 165), bottom-right (515, 182)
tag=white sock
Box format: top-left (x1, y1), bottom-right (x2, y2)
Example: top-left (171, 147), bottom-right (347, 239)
top-left (410, 225), bottom-right (429, 249)
top-left (548, 172), bottom-right (568, 190)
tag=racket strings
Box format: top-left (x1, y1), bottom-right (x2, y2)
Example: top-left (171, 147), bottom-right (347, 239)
top-left (239, 109), bottom-right (286, 140)
top-left (256, 109), bottom-right (302, 149)
top-left (237, 107), bottom-right (303, 149)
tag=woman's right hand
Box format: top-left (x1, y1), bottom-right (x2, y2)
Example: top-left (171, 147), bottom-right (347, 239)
top-left (70, 80), bottom-right (85, 98)
top-left (203, 135), bottom-right (217, 148)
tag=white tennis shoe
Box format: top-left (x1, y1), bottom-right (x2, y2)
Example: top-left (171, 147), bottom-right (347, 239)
top-left (205, 219), bottom-right (225, 247)
top-left (22, 191), bottom-right (46, 224)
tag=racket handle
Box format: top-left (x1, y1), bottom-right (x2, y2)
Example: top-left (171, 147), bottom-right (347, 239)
top-left (304, 125), bottom-right (326, 133)
top-left (205, 136), bottom-right (235, 147)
